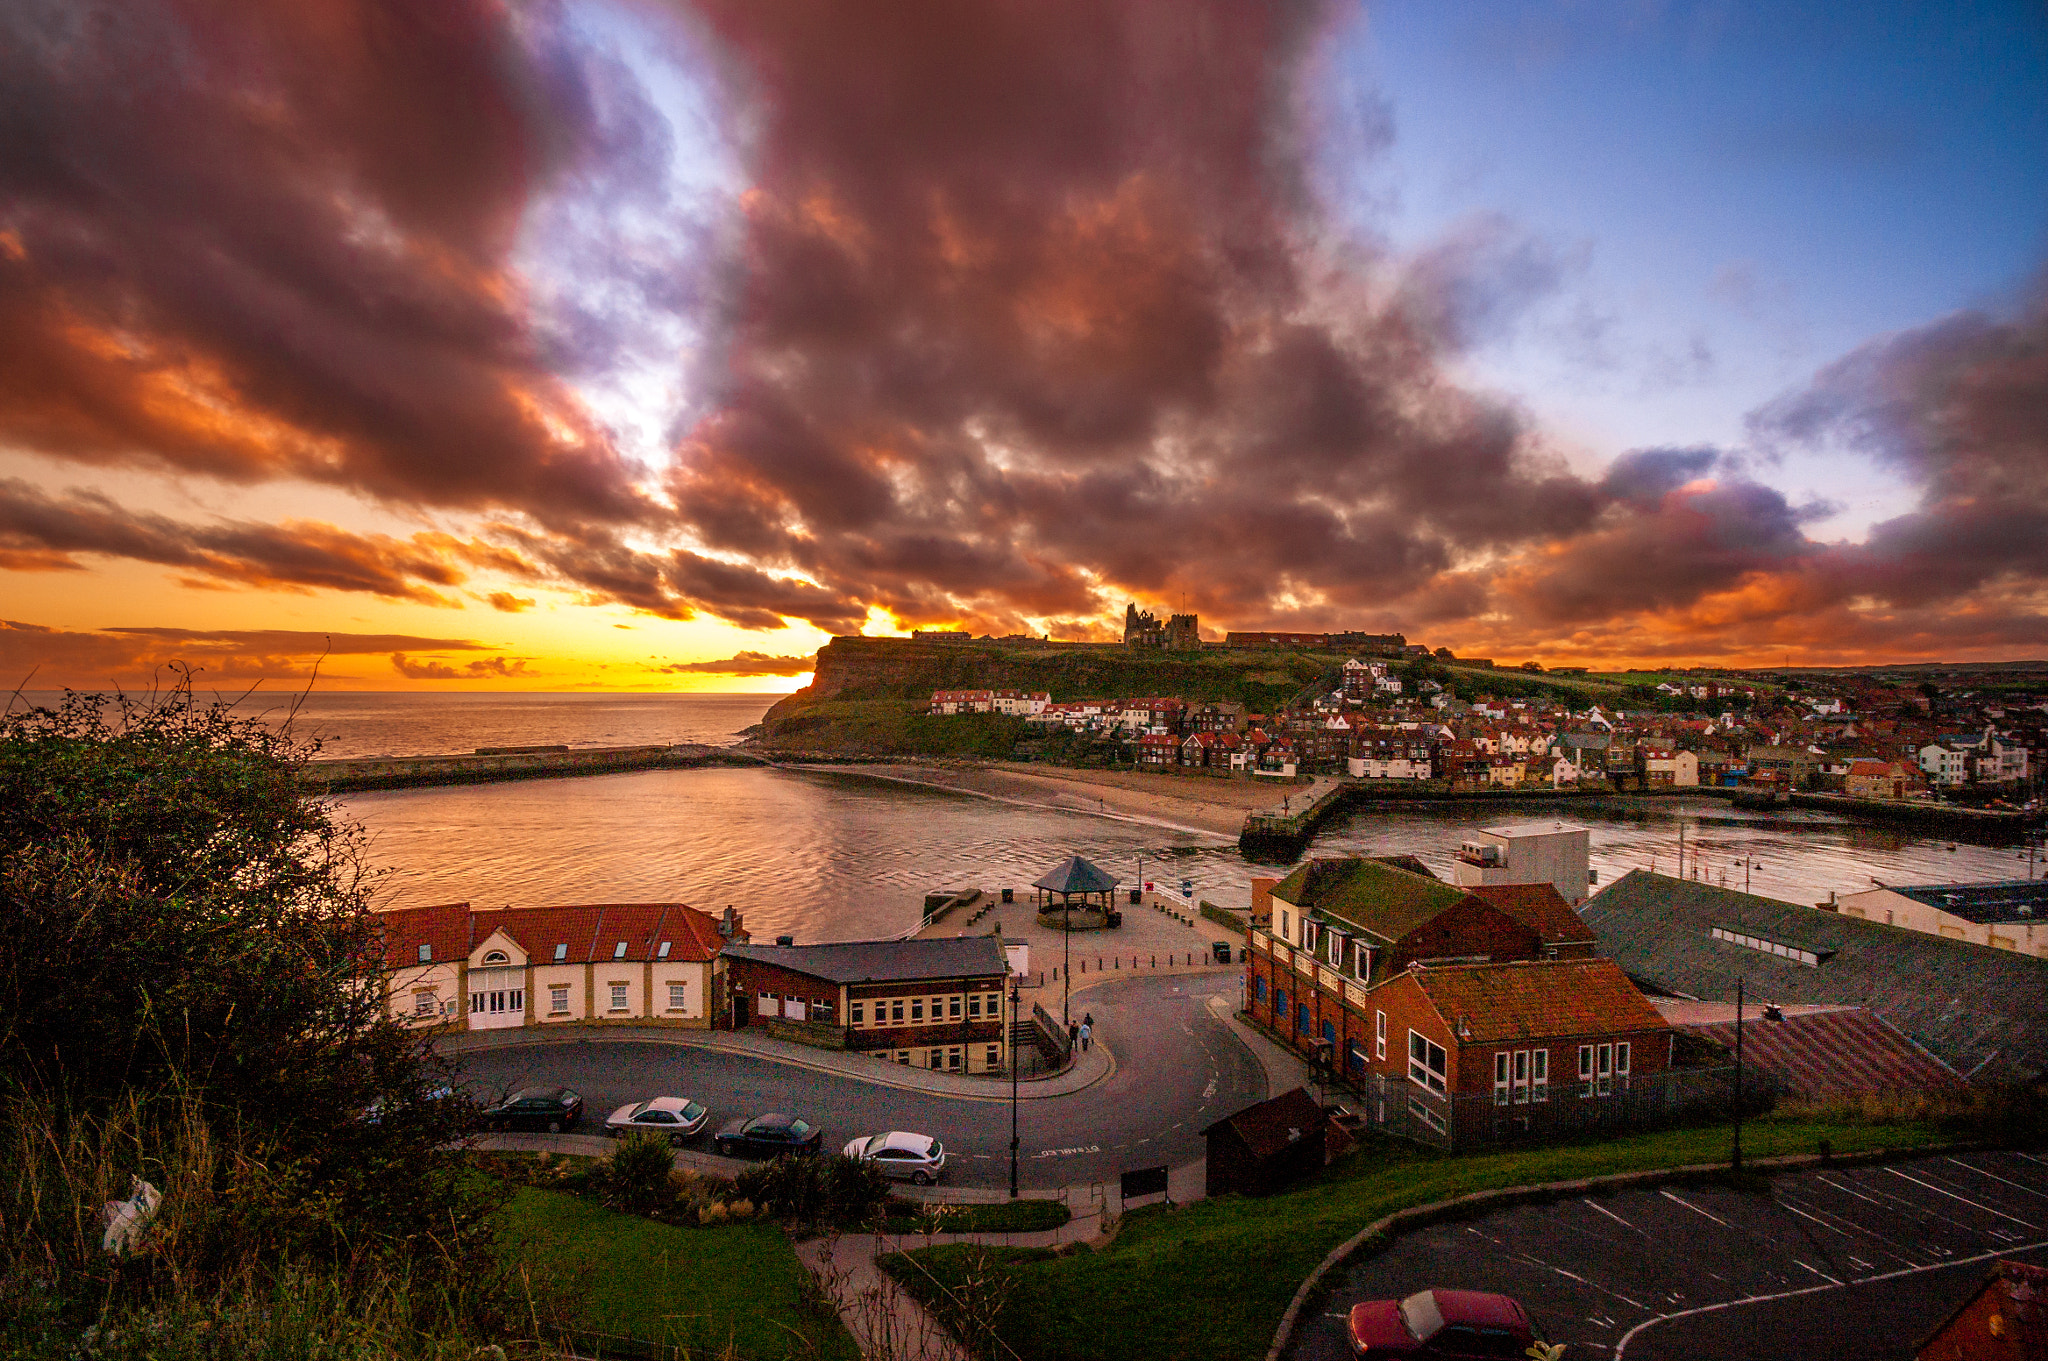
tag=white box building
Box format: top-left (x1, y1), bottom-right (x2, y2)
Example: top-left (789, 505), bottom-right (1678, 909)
top-left (1451, 821), bottom-right (1593, 907)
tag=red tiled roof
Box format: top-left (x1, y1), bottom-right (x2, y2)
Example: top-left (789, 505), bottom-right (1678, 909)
top-left (1465, 884), bottom-right (1596, 946)
top-left (1199, 1085), bottom-right (1327, 1159)
top-left (1402, 958), bottom-right (1670, 1044)
top-left (1686, 1007), bottom-right (1962, 1100)
top-left (464, 902), bottom-right (725, 965)
top-left (377, 902), bottom-right (470, 969)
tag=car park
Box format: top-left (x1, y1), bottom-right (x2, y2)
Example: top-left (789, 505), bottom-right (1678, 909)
top-left (475, 1085), bottom-right (583, 1134)
top-left (712, 1112), bottom-right (822, 1158)
top-left (1347, 1289), bottom-right (1536, 1359)
top-left (841, 1130), bottom-right (947, 1185)
top-left (605, 1096), bottom-right (710, 1143)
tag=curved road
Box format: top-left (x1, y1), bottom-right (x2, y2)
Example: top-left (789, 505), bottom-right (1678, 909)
top-left (450, 971), bottom-right (1266, 1190)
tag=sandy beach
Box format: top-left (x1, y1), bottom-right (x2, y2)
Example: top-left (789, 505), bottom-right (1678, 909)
top-left (782, 759), bottom-right (1308, 838)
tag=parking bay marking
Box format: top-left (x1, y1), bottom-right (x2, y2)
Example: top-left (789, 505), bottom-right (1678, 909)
top-left (1659, 1189), bottom-right (1731, 1228)
top-left (1612, 1235), bottom-right (2048, 1360)
top-left (1946, 1156), bottom-right (2048, 1201)
top-left (1583, 1198), bottom-right (1647, 1236)
top-left (1886, 1167), bottom-right (2039, 1230)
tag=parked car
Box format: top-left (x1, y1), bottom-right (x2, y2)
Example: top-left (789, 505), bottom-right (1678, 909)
top-left (713, 1112), bottom-right (823, 1159)
top-left (841, 1131), bottom-right (947, 1185)
top-left (605, 1096), bottom-right (710, 1144)
top-left (475, 1086), bottom-right (583, 1134)
top-left (1347, 1289), bottom-right (1536, 1359)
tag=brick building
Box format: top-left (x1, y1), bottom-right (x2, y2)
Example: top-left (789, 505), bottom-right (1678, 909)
top-left (720, 936), bottom-right (1012, 1074)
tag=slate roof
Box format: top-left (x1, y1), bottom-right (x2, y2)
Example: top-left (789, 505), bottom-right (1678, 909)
top-left (1683, 1007), bottom-right (1961, 1099)
top-left (1582, 870), bottom-right (2048, 1082)
top-left (1033, 855), bottom-right (1120, 896)
top-left (1200, 1085), bottom-right (1326, 1159)
top-left (1398, 958), bottom-right (1670, 1044)
top-left (722, 935), bottom-right (1008, 985)
top-left (1887, 879), bottom-right (2048, 926)
top-left (1465, 884), bottom-right (1597, 947)
top-left (1270, 857), bottom-right (1468, 943)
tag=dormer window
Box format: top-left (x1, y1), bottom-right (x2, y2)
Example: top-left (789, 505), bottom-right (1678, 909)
top-left (657, 941), bottom-right (671, 959)
top-left (613, 941), bottom-right (628, 959)
top-left (553, 943), bottom-right (568, 962)
top-left (417, 943), bottom-right (432, 964)
top-left (482, 950), bottom-right (509, 965)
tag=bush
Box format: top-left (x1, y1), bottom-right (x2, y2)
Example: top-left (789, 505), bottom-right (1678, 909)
top-left (593, 1134), bottom-right (676, 1217)
top-left (733, 1155), bottom-right (890, 1226)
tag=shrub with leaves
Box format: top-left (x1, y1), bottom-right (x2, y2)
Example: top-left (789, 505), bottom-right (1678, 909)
top-left (593, 1134), bottom-right (676, 1217)
top-left (733, 1154), bottom-right (890, 1226)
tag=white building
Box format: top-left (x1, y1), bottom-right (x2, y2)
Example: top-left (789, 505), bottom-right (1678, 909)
top-left (1450, 821), bottom-right (1594, 907)
top-left (1918, 743), bottom-right (1970, 788)
top-left (1833, 881), bottom-right (2048, 958)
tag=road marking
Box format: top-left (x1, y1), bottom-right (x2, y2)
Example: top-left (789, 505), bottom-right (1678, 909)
top-left (1583, 1198), bottom-right (1644, 1234)
top-left (1612, 1236), bottom-right (2048, 1359)
top-left (1887, 1167), bottom-right (2039, 1229)
top-left (1034, 1144), bottom-right (1101, 1158)
top-left (1203, 1077), bottom-right (1217, 1098)
top-left (1793, 1260), bottom-right (1842, 1286)
top-left (1946, 1156), bottom-right (2048, 1200)
top-left (1659, 1189), bottom-right (1731, 1227)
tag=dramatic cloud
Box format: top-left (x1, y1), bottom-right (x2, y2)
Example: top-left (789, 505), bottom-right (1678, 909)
top-left (486, 592), bottom-right (537, 612)
top-left (1, 620), bottom-right (491, 688)
top-left (389, 653), bottom-right (535, 680)
top-left (660, 650), bottom-right (814, 676)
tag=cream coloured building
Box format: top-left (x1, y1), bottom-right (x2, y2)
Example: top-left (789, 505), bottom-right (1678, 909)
top-left (376, 901), bottom-right (742, 1031)
top-left (1833, 881), bottom-right (2048, 957)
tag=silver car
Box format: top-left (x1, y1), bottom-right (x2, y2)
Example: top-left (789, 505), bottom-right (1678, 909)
top-left (605, 1096), bottom-right (710, 1144)
top-left (842, 1130), bottom-right (947, 1185)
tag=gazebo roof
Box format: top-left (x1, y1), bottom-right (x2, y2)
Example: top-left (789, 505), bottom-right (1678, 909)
top-left (1033, 855), bottom-right (1120, 896)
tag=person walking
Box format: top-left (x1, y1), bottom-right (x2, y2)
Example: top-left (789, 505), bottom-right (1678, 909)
top-left (1067, 1021), bottom-right (1079, 1051)
top-left (1083, 1011), bottom-right (1093, 1028)
top-left (1079, 1020), bottom-right (1092, 1053)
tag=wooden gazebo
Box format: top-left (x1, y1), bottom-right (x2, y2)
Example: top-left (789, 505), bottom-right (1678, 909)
top-left (1032, 855), bottom-right (1120, 931)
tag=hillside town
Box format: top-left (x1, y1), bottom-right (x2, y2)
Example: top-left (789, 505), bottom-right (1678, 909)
top-left (927, 656), bottom-right (2044, 802)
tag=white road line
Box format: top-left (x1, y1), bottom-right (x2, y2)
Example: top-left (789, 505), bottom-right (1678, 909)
top-left (1793, 1260), bottom-right (1843, 1287)
top-left (1887, 1168), bottom-right (2040, 1229)
top-left (1583, 1198), bottom-right (1646, 1234)
top-left (1775, 1196), bottom-right (1926, 1268)
top-left (1502, 1252), bottom-right (1649, 1311)
top-left (1612, 1236), bottom-right (2048, 1359)
top-left (1774, 1198), bottom-right (1853, 1240)
top-left (1946, 1157), bottom-right (2048, 1201)
top-left (1659, 1189), bottom-right (1731, 1227)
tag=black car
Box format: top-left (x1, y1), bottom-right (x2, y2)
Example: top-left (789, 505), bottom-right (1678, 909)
top-left (476, 1086), bottom-right (584, 1133)
top-left (713, 1112), bottom-right (823, 1158)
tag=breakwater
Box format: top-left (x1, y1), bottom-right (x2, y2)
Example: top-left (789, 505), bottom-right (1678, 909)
top-left (298, 742), bottom-right (767, 793)
top-left (1788, 791), bottom-right (2039, 834)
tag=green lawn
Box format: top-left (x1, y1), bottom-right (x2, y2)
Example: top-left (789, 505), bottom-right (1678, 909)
top-left (497, 1188), bottom-right (857, 1361)
top-left (884, 1117), bottom-right (1948, 1361)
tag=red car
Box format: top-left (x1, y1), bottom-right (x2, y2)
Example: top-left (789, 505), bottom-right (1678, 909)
top-left (1347, 1289), bottom-right (1537, 1359)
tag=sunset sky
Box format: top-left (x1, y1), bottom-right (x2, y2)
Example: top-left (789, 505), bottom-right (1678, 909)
top-left (4, 0), bottom-right (2046, 692)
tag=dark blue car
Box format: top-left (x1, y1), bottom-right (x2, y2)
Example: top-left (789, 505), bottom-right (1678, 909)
top-left (713, 1112), bottom-right (822, 1158)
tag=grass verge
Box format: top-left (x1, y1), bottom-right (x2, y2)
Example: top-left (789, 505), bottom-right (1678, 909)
top-left (883, 1116), bottom-right (1947, 1361)
top-left (497, 1187), bottom-right (857, 1360)
top-left (879, 1198), bottom-right (1071, 1234)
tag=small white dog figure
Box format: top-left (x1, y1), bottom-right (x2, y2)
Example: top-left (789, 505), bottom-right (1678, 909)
top-left (100, 1176), bottom-right (161, 1256)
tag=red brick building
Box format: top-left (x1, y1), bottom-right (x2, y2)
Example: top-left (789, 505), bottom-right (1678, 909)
top-left (721, 936), bottom-right (1012, 1074)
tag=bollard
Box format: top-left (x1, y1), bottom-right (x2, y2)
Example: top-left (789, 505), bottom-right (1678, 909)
top-left (1114, 956), bottom-right (1119, 969)
top-left (1151, 955), bottom-right (1156, 967)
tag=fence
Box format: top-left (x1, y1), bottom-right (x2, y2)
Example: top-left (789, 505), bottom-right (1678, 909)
top-left (1322, 1065), bottom-right (1773, 1153)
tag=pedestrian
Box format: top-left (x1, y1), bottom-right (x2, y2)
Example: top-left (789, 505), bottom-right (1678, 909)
top-left (1083, 1011), bottom-right (1093, 1028)
top-left (1079, 1021), bottom-right (1092, 1052)
top-left (1068, 1021), bottom-right (1079, 1050)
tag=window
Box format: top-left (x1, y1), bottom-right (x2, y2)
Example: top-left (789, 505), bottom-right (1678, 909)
top-left (896, 1051), bottom-right (911, 1065)
top-left (1280, 909), bottom-right (1290, 941)
top-left (968, 995), bottom-right (981, 1017)
top-left (1512, 1049), bottom-right (1530, 1104)
top-left (1579, 1045), bottom-right (1594, 1098)
top-left (928, 1048), bottom-right (944, 1068)
top-left (1580, 1043), bottom-right (1621, 1097)
top-left (1327, 932), bottom-right (1342, 967)
top-left (851, 1001), bottom-right (865, 1025)
top-left (1347, 1041), bottom-right (1368, 1075)
top-left (1375, 1010), bottom-right (1387, 1060)
top-left (483, 950), bottom-right (508, 965)
top-left (667, 982), bottom-right (687, 1011)
top-left (758, 990), bottom-right (774, 1017)
top-left (1708, 926), bottom-right (1826, 967)
top-left (1615, 1042), bottom-right (1630, 1090)
top-left (1297, 1002), bottom-right (1311, 1034)
top-left (553, 943), bottom-right (568, 962)
top-left (413, 991), bottom-right (437, 1016)
top-left (1408, 1097), bottom-right (1447, 1133)
top-left (813, 997), bottom-right (834, 1023)
top-left (1494, 1052), bottom-right (1510, 1107)
top-left (613, 941), bottom-right (628, 960)
top-left (1254, 976), bottom-right (1266, 1003)
top-left (911, 998), bottom-right (925, 1023)
top-left (1275, 988), bottom-right (1288, 1022)
top-left (1408, 1031), bottom-right (1447, 1094)
top-left (658, 941), bottom-right (672, 959)
top-left (1532, 1049), bottom-right (1548, 1102)
top-left (948, 1047), bottom-right (963, 1070)
top-left (609, 983), bottom-right (629, 1012)
top-left (986, 1044), bottom-right (1001, 1069)
top-left (550, 985), bottom-right (569, 1014)
top-left (1321, 1019), bottom-right (1336, 1048)
top-left (949, 996), bottom-right (961, 1019)
top-left (417, 943), bottom-right (433, 964)
top-left (891, 999), bottom-right (905, 1024)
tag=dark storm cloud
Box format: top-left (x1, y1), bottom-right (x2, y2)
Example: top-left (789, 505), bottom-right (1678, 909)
top-left (0, 478), bottom-right (521, 601)
top-left (0, 0), bottom-right (648, 523)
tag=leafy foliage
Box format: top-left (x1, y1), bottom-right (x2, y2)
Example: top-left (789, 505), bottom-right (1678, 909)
top-left (592, 1133), bottom-right (677, 1217)
top-left (732, 1153), bottom-right (890, 1226)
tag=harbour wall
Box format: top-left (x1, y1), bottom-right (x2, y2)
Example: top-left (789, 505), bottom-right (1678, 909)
top-left (297, 742), bottom-right (768, 793)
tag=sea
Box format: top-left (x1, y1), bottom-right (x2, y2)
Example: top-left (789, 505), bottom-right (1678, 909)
top-left (12, 690), bottom-right (2038, 940)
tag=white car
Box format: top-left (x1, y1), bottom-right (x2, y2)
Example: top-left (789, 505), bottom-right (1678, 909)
top-left (605, 1096), bottom-right (710, 1144)
top-left (842, 1130), bottom-right (947, 1185)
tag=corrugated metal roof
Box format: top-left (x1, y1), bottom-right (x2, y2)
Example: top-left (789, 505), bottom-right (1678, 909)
top-left (1685, 1008), bottom-right (1962, 1099)
top-left (1582, 870), bottom-right (2048, 1083)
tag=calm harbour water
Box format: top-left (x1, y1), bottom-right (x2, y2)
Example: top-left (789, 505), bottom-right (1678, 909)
top-left (22, 690), bottom-right (2029, 935)
top-left (288, 695), bottom-right (2039, 939)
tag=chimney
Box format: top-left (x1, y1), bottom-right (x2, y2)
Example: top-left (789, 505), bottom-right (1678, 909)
top-left (776, 934), bottom-right (795, 947)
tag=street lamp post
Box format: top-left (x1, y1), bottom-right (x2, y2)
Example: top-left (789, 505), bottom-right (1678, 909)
top-left (1731, 976), bottom-right (1745, 1172)
top-left (1009, 979), bottom-right (1022, 1199)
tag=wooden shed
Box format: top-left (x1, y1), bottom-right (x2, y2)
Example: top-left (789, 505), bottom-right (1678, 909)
top-left (1200, 1087), bottom-right (1329, 1198)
